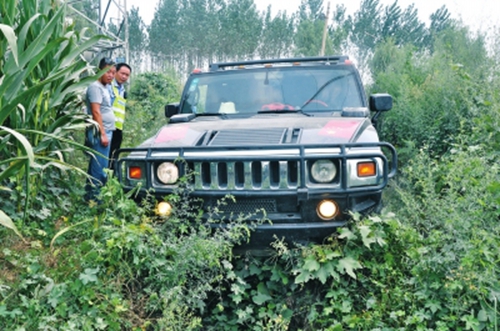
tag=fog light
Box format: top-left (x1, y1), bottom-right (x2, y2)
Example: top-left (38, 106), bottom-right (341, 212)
top-left (157, 201), bottom-right (172, 216)
top-left (316, 200), bottom-right (338, 220)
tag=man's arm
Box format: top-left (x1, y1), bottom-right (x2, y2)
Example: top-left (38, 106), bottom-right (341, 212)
top-left (90, 102), bottom-right (109, 147)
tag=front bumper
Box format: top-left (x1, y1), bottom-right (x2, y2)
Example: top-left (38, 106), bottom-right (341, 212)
top-left (117, 142), bottom-right (396, 245)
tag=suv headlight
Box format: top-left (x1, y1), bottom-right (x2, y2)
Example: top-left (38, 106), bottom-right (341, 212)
top-left (311, 159), bottom-right (337, 183)
top-left (157, 162), bottom-right (179, 184)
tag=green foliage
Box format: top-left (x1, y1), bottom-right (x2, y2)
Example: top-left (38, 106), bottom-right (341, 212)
top-left (384, 141), bottom-right (500, 330)
top-left (123, 71), bottom-right (182, 147)
top-left (370, 28), bottom-right (491, 162)
top-left (294, 19), bottom-right (330, 57)
top-left (142, 0), bottom-right (455, 77)
top-left (259, 8), bottom-right (295, 59)
top-left (127, 7), bottom-right (148, 70)
top-left (148, 0), bottom-right (263, 72)
top-left (67, 0), bottom-right (100, 33)
top-left (294, 0), bottom-right (331, 57)
top-left (1, 2), bottom-right (500, 330)
top-left (0, 175), bottom-right (255, 330)
top-left (202, 213), bottom-right (405, 330)
top-left (0, 0), bottom-right (105, 229)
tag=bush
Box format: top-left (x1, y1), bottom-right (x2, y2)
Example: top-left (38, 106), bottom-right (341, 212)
top-left (370, 28), bottom-right (490, 163)
top-left (123, 71), bottom-right (182, 147)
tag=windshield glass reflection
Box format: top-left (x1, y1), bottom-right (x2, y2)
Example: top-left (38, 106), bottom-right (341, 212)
top-left (181, 66), bottom-right (365, 114)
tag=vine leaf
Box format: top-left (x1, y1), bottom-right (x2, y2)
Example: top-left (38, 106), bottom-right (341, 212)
top-left (252, 283), bottom-right (272, 305)
top-left (337, 257), bottom-right (362, 279)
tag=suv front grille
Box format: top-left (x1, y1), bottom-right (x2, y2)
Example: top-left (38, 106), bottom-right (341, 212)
top-left (190, 160), bottom-right (299, 190)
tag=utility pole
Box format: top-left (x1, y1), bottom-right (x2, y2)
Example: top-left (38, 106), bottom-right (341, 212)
top-left (66, 0), bottom-right (129, 63)
top-left (320, 1), bottom-right (330, 56)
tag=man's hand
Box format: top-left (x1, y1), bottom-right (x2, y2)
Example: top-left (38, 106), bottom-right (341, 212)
top-left (100, 131), bottom-right (109, 147)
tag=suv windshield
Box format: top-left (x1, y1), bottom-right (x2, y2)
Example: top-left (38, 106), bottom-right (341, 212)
top-left (181, 66), bottom-right (365, 114)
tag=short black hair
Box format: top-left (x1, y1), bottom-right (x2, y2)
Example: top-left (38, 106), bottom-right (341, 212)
top-left (116, 62), bottom-right (132, 73)
top-left (98, 57), bottom-right (115, 69)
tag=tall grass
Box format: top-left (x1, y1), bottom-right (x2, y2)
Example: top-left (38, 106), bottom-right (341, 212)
top-left (0, 0), bottom-right (104, 232)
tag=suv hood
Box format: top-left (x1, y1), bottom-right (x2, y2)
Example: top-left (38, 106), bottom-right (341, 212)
top-left (142, 115), bottom-right (376, 148)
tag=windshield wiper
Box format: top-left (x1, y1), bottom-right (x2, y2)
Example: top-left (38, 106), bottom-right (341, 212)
top-left (257, 108), bottom-right (312, 116)
top-left (298, 72), bottom-right (353, 110)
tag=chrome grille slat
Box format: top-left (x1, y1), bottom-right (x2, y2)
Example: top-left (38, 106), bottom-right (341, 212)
top-left (261, 161), bottom-right (270, 189)
top-left (194, 163), bottom-right (203, 189)
top-left (279, 161), bottom-right (290, 189)
top-left (210, 163), bottom-right (218, 190)
top-left (244, 162), bottom-right (253, 190)
top-left (227, 162), bottom-right (236, 189)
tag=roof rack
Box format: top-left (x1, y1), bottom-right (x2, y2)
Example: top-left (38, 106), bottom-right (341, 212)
top-left (209, 55), bottom-right (349, 71)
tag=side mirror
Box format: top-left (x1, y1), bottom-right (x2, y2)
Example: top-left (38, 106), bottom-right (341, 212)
top-left (165, 103), bottom-right (180, 118)
top-left (369, 93), bottom-right (392, 112)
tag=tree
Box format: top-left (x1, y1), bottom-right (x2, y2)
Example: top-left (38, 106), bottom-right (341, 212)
top-left (424, 5), bottom-right (452, 49)
top-left (378, 3), bottom-right (426, 48)
top-left (148, 0), bottom-right (181, 71)
top-left (328, 4), bottom-right (349, 54)
top-left (294, 0), bottom-right (331, 56)
top-left (347, 0), bottom-right (382, 55)
top-left (128, 6), bottom-right (148, 69)
top-left (258, 6), bottom-right (295, 59)
top-left (218, 0), bottom-right (262, 61)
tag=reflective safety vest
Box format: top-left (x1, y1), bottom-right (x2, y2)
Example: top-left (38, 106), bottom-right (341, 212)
top-left (111, 83), bottom-right (127, 130)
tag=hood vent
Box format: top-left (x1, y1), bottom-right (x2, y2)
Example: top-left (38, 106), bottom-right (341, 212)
top-left (207, 128), bottom-right (287, 146)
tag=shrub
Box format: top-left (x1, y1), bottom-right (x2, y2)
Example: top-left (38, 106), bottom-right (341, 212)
top-left (123, 71), bottom-right (182, 147)
top-left (370, 28), bottom-right (490, 163)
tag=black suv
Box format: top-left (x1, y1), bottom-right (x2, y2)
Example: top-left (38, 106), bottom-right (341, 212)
top-left (117, 56), bottom-right (397, 246)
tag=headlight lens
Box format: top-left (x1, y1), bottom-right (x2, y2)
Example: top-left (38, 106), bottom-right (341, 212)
top-left (157, 162), bottom-right (179, 184)
top-left (311, 159), bottom-right (337, 183)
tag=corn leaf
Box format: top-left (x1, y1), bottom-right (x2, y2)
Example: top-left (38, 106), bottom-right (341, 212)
top-left (0, 23), bottom-right (19, 66)
top-left (0, 210), bottom-right (25, 242)
top-left (0, 126), bottom-right (34, 165)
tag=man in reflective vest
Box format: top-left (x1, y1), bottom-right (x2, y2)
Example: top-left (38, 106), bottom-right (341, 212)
top-left (108, 62), bottom-right (132, 172)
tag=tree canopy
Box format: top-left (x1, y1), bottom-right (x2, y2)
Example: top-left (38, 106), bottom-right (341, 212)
top-left (120, 0), bottom-right (455, 77)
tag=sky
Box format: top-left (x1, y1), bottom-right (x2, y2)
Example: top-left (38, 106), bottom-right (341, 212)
top-left (124, 0), bottom-right (500, 33)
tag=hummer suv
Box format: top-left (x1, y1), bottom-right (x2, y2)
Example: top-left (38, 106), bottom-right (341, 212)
top-left (117, 56), bottom-right (397, 246)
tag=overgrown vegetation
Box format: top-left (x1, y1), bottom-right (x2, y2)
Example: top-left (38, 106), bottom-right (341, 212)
top-left (0, 0), bottom-right (102, 235)
top-left (1, 0), bottom-right (499, 330)
top-left (123, 71), bottom-right (182, 147)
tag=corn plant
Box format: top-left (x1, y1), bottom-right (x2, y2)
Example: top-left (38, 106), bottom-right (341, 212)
top-left (0, 0), bottom-right (105, 233)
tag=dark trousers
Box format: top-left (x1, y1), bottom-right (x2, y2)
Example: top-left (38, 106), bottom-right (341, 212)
top-left (109, 129), bottom-right (123, 172)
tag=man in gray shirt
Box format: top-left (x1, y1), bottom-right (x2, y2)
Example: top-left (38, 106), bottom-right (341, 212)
top-left (84, 57), bottom-right (117, 201)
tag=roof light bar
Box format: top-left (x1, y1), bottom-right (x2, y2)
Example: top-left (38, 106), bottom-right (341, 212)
top-left (209, 55), bottom-right (349, 71)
